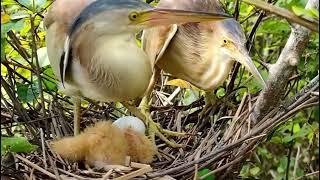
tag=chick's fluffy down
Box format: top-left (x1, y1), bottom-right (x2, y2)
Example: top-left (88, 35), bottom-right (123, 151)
top-left (52, 121), bottom-right (156, 165)
top-left (125, 128), bottom-right (157, 163)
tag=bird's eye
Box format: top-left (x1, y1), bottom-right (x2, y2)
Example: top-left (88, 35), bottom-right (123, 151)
top-left (129, 12), bottom-right (139, 21)
top-left (222, 39), bottom-right (229, 47)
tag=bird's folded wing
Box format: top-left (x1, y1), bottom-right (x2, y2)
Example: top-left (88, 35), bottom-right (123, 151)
top-left (141, 24), bottom-right (177, 67)
top-left (43, 7), bottom-right (55, 29)
top-left (44, 6), bottom-right (65, 83)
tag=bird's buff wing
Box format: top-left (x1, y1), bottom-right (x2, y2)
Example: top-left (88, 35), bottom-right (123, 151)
top-left (44, 5), bottom-right (68, 84)
top-left (141, 24), bottom-right (177, 67)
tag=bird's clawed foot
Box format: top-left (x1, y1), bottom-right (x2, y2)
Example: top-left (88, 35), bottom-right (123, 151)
top-left (122, 100), bottom-right (187, 149)
top-left (138, 98), bottom-right (186, 149)
top-left (146, 116), bottom-right (186, 149)
top-left (198, 91), bottom-right (217, 119)
top-left (198, 91), bottom-right (237, 119)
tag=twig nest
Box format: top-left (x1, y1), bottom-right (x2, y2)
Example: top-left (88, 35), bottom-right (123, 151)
top-left (112, 116), bottom-right (146, 134)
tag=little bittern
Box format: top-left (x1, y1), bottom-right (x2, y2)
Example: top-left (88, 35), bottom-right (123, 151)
top-left (44, 0), bottom-right (230, 136)
top-left (142, 0), bottom-right (266, 145)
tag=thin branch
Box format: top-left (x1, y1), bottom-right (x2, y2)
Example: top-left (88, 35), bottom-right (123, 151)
top-left (243, 0), bottom-right (319, 32)
top-left (30, 14), bottom-right (46, 117)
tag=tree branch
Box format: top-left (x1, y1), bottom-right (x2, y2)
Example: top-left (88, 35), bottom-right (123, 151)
top-left (253, 0), bottom-right (319, 122)
top-left (243, 0), bottom-right (319, 32)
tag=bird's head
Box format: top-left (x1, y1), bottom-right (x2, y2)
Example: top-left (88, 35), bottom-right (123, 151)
top-left (60, 0), bottom-right (232, 86)
top-left (68, 0), bottom-right (231, 36)
top-left (212, 19), bottom-right (266, 87)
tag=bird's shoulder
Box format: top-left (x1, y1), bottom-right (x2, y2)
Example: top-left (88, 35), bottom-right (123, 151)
top-left (172, 23), bottom-right (205, 61)
top-left (44, 0), bottom-right (95, 29)
top-left (142, 25), bottom-right (178, 65)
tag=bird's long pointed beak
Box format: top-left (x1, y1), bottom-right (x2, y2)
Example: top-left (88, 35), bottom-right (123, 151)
top-left (234, 47), bottom-right (266, 87)
top-left (135, 8), bottom-right (231, 27)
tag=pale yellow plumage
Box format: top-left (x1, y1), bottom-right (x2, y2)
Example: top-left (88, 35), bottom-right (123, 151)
top-left (44, 0), bottom-right (232, 142)
top-left (142, 0), bottom-right (247, 91)
top-left (45, 0), bottom-right (152, 102)
top-left (140, 0), bottom-right (265, 145)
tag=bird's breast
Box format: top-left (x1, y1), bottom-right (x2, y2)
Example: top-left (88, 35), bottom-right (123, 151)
top-left (71, 34), bottom-right (152, 102)
top-left (157, 35), bottom-right (234, 91)
top-left (197, 57), bottom-right (234, 90)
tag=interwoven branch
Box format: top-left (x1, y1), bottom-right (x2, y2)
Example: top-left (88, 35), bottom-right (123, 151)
top-left (253, 0), bottom-right (319, 122)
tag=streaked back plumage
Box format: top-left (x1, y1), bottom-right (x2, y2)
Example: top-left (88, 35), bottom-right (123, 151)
top-left (143, 0), bottom-right (240, 90)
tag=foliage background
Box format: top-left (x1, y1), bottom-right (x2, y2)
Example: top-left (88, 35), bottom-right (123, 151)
top-left (1, 0), bottom-right (319, 179)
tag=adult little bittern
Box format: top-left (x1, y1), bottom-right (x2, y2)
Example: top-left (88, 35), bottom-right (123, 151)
top-left (142, 0), bottom-right (266, 145)
top-left (44, 0), bottom-right (230, 136)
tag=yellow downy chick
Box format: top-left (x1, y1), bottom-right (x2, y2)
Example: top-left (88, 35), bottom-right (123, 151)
top-left (52, 120), bottom-right (156, 166)
top-left (124, 128), bottom-right (157, 163)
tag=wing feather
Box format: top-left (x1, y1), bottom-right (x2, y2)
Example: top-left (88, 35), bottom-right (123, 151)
top-left (141, 25), bottom-right (177, 68)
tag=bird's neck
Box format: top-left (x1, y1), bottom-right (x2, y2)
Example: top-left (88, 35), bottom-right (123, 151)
top-left (197, 51), bottom-right (234, 90)
top-left (74, 32), bottom-right (142, 68)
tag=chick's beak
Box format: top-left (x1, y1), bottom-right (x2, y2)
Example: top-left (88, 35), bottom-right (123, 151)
top-left (233, 46), bottom-right (266, 87)
top-left (135, 8), bottom-right (231, 27)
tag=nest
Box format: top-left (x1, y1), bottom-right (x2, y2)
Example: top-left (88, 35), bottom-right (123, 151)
top-left (1, 75), bottom-right (318, 180)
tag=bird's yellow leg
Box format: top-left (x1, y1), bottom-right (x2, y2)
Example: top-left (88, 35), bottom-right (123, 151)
top-left (198, 91), bottom-right (217, 118)
top-left (123, 67), bottom-right (186, 148)
top-left (138, 96), bottom-right (186, 148)
top-left (85, 163), bottom-right (93, 172)
top-left (73, 97), bottom-right (81, 136)
top-left (123, 99), bottom-right (185, 148)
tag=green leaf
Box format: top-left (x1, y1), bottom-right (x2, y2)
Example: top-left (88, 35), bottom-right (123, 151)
top-left (240, 164), bottom-right (250, 177)
top-left (308, 8), bottom-right (319, 18)
top-left (278, 156), bottom-right (288, 174)
top-left (277, 166), bottom-right (285, 174)
top-left (296, 168), bottom-right (304, 177)
top-left (197, 168), bottom-right (215, 180)
top-left (307, 132), bottom-right (314, 143)
top-left (1, 38), bottom-right (6, 60)
top-left (43, 67), bottom-right (58, 92)
top-left (293, 123), bottom-right (301, 134)
top-left (182, 89), bottom-right (200, 105)
top-left (1, 19), bottom-right (25, 37)
top-left (1, 0), bottom-right (18, 5)
top-left (270, 136), bottom-right (282, 144)
top-left (292, 6), bottom-right (319, 19)
top-left (216, 88), bottom-right (225, 98)
top-left (16, 81), bottom-right (40, 103)
top-left (276, 0), bottom-right (307, 9)
top-left (17, 0), bottom-right (33, 10)
top-left (1, 136), bottom-right (37, 155)
top-left (292, 6), bottom-right (308, 16)
top-left (250, 166), bottom-right (260, 176)
top-left (257, 147), bottom-right (272, 159)
top-left (13, 19), bottom-right (26, 32)
top-left (282, 136), bottom-right (294, 143)
top-left (258, 19), bottom-right (290, 35)
top-left (10, 11), bottom-right (29, 20)
top-left (294, 125), bottom-right (310, 138)
top-left (1, 22), bottom-right (15, 36)
top-left (17, 0), bottom-right (48, 12)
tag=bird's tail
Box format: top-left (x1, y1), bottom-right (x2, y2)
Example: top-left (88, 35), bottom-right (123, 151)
top-left (51, 135), bottom-right (88, 161)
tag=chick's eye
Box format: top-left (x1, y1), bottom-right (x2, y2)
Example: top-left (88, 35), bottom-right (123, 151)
top-left (223, 39), bottom-right (227, 43)
top-left (129, 12), bottom-right (139, 21)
